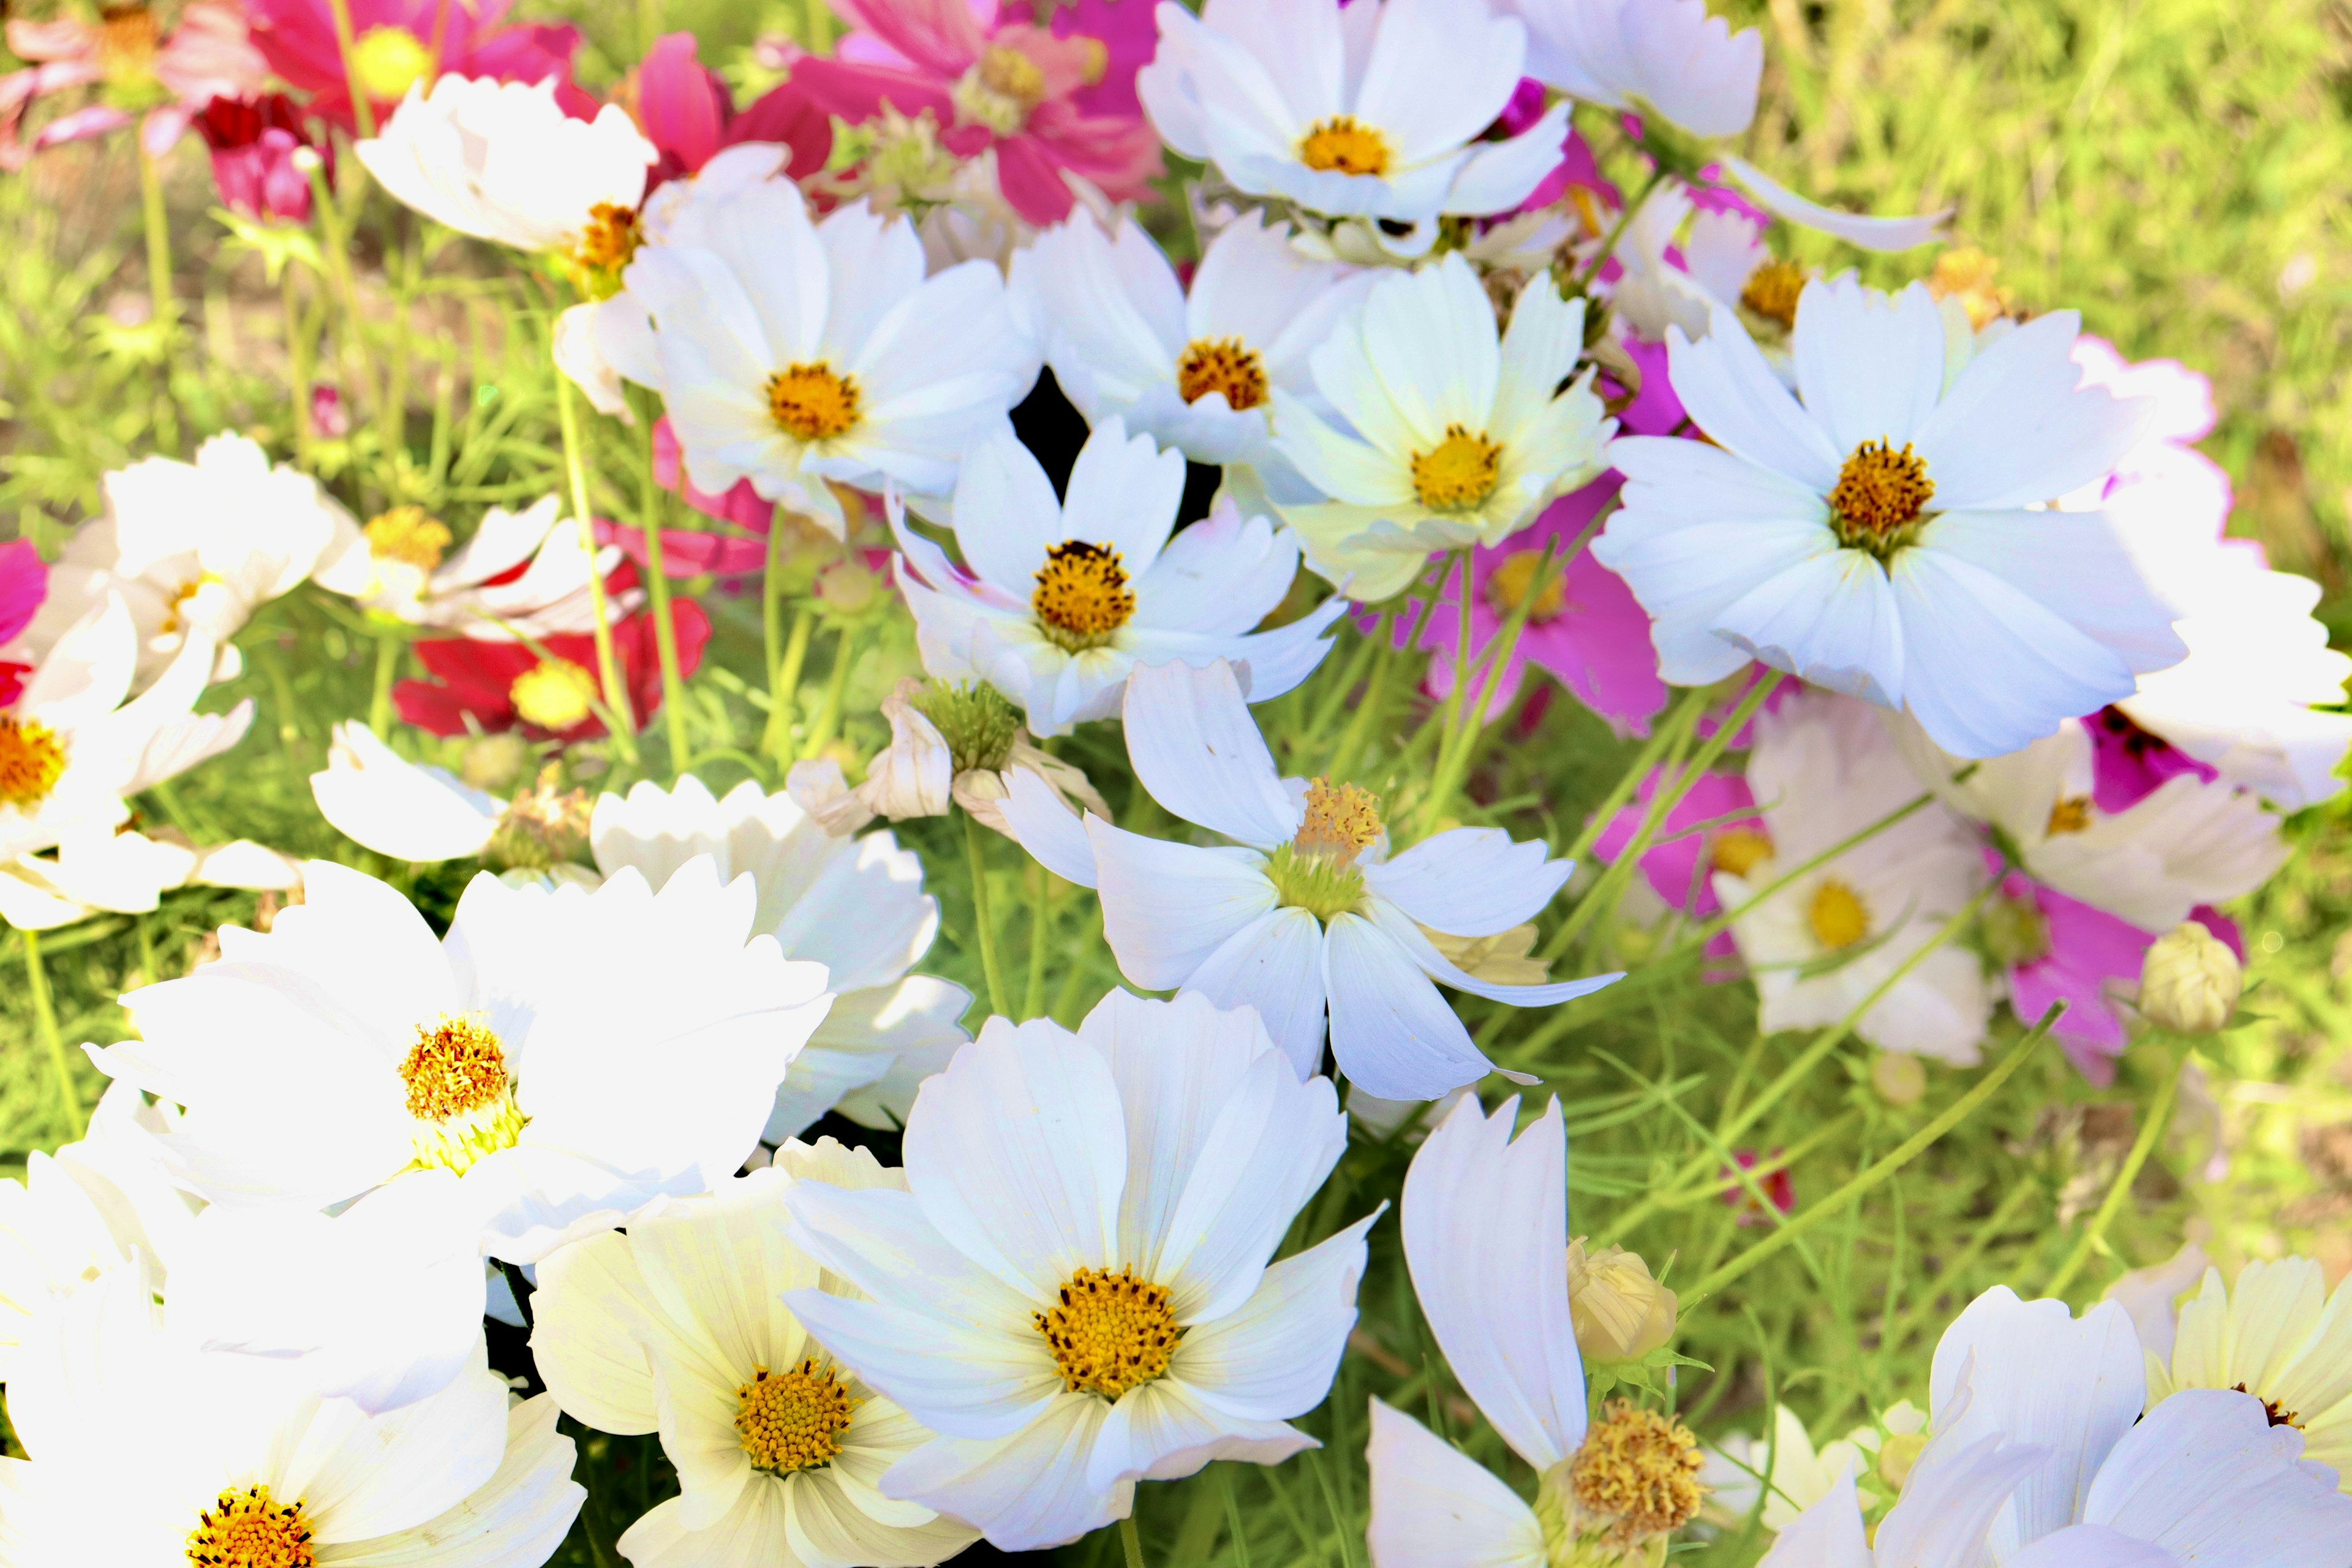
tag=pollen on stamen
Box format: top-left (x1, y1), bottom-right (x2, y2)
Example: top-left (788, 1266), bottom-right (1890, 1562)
top-left (735, 1358), bottom-right (861, 1472)
top-left (565, 202), bottom-right (643, 297)
top-left (766, 363), bottom-right (862, 442)
top-left (1485, 549), bottom-right (1567, 622)
top-left (1298, 115), bottom-right (1390, 178)
top-left (1411, 425), bottom-right (1504, 513)
top-left (1566, 1400), bottom-right (1707, 1547)
top-left (1294, 777), bottom-right (1383, 865)
top-left (1807, 878), bottom-right (1871, 951)
top-left (1177, 336), bottom-right (1268, 412)
top-left (1828, 439), bottom-right (1935, 551)
top-left (1031, 540), bottom-right (1136, 652)
top-left (2232, 1382), bottom-right (2304, 1429)
top-left (0, 715), bottom-right (67, 809)
top-left (1709, 827), bottom-right (1773, 878)
top-left (364, 505), bottom-right (453, 573)
top-left (1738, 258), bottom-right (1809, 330)
top-left (400, 1016), bottom-right (510, 1123)
top-left (186, 1482), bottom-right (316, 1568)
top-left (2045, 796), bottom-right (2093, 835)
top-left (1034, 1265), bottom-right (1183, 1400)
top-left (508, 657), bottom-right (600, 733)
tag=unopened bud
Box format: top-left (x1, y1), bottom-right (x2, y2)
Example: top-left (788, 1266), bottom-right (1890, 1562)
top-left (1875, 1430), bottom-right (1927, 1491)
top-left (2139, 922), bottom-right (2242, 1036)
top-left (1567, 1238), bottom-right (1678, 1363)
top-left (459, 732), bottom-right (530, 793)
top-left (1871, 1050), bottom-right (1926, 1106)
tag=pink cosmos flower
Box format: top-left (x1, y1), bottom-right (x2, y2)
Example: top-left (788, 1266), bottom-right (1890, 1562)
top-left (0, 538), bottom-right (48, 706)
top-left (592, 519), bottom-right (766, 581)
top-left (195, 92), bottom-right (326, 222)
top-left (622, 31), bottom-right (833, 185)
top-left (1722, 1150), bottom-right (1793, 1224)
top-left (653, 416), bottom-right (777, 535)
top-left (780, 0), bottom-right (1163, 224)
top-left (2087, 704), bottom-right (2220, 813)
top-left (1410, 482), bottom-right (1668, 734)
top-left (244, 0), bottom-right (586, 130)
top-left (1593, 766), bottom-right (1761, 963)
top-left (0, 2), bottom-right (264, 169)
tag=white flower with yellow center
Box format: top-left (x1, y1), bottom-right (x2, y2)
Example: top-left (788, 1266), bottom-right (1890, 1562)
top-left (88, 857), bottom-right (831, 1403)
top-left (1893, 716), bottom-right (2288, 933)
top-left (891, 419), bottom-right (1350, 736)
top-left (0, 597), bottom-right (252, 861)
top-left (355, 75), bottom-right (656, 285)
top-left (1714, 692), bottom-right (1992, 1064)
top-left (2147, 1257), bottom-right (2352, 1491)
top-left (532, 1142), bottom-right (978, 1567)
top-left (781, 990), bottom-right (1377, 1552)
top-left (998, 659), bottom-right (1616, 1098)
top-left (1370, 1096), bottom-right (1710, 1567)
top-left (608, 174), bottom-right (1033, 538)
top-left (23, 434), bottom-right (352, 687)
top-left (1012, 208), bottom-right (1372, 496)
top-left (312, 494), bottom-right (635, 639)
top-left (1760, 1286), bottom-right (2352, 1568)
top-left (588, 775), bottom-right (970, 1142)
top-left (1274, 253), bottom-right (1615, 603)
top-left (1138, 0), bottom-right (1573, 241)
top-left (1594, 277), bottom-right (2187, 759)
top-left (0, 1262), bottom-right (582, 1566)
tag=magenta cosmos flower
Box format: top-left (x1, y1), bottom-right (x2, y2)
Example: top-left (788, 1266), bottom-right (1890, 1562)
top-left (622, 31), bottom-right (834, 186)
top-left (0, 538), bottom-right (47, 706)
top-left (195, 92), bottom-right (329, 222)
top-left (0, 2), bottom-right (263, 169)
top-left (782, 0), bottom-right (1163, 224)
top-left (1593, 766), bottom-right (1762, 963)
top-left (244, 0), bottom-right (586, 130)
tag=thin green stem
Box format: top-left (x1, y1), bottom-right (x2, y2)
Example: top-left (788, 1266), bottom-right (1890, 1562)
top-left (1022, 865), bottom-right (1053, 1020)
top-left (1118, 1515), bottom-right (1146, 1568)
top-left (963, 812), bottom-right (1009, 1018)
top-left (282, 268), bottom-right (314, 459)
top-left (1574, 165), bottom-right (1669, 288)
top-left (1302, 609), bottom-right (1387, 756)
top-left (767, 605), bottom-right (814, 763)
top-left (2046, 1050), bottom-right (2184, 1297)
top-left (554, 375), bottom-right (638, 761)
top-left (137, 145), bottom-right (181, 451)
top-left (23, 929), bottom-right (80, 1133)
top-left (633, 395), bottom-right (691, 777)
top-left (368, 627), bottom-right (402, 737)
top-left (323, 0), bottom-right (379, 140)
top-left (799, 621), bottom-right (859, 761)
top-left (1331, 578), bottom-right (1444, 783)
top-left (1419, 539), bottom-right (1557, 835)
top-left (1682, 1009), bottom-right (2057, 1305)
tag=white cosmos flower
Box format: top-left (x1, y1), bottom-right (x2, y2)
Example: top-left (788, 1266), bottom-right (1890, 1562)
top-left (609, 174), bottom-right (1033, 538)
top-left (22, 433), bottom-right (351, 687)
top-left (1714, 692), bottom-right (1992, 1064)
top-left (0, 598), bottom-right (252, 861)
top-left (1498, 0), bottom-right (1762, 137)
top-left (88, 858), bottom-right (829, 1404)
top-left (0, 827), bottom-right (299, 932)
top-left (1894, 716), bottom-right (2287, 933)
top-left (310, 719), bottom-right (508, 863)
top-left (891, 419), bottom-right (1350, 736)
top-left (998, 660), bottom-right (1616, 1098)
top-left (1760, 1285), bottom-right (2352, 1568)
top-left (1275, 253), bottom-right (1615, 603)
top-left (356, 74), bottom-right (655, 263)
top-left (2147, 1257), bottom-right (2352, 1491)
top-left (1606, 182), bottom-right (1782, 349)
top-left (1012, 208), bottom-right (1371, 495)
top-left (0, 1262), bottom-right (582, 1567)
top-left (1139, 0), bottom-right (1572, 244)
top-left (314, 493), bottom-right (635, 639)
top-left (781, 990), bottom-right (1376, 1552)
top-left (532, 1143), bottom-right (978, 1567)
top-left (588, 775), bottom-right (970, 1140)
top-left (1594, 277), bottom-right (2187, 758)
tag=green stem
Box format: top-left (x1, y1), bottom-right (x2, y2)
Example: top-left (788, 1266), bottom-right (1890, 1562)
top-left (963, 812), bottom-right (1009, 1018)
top-left (323, 0), bottom-right (379, 140)
top-left (1574, 165), bottom-right (1669, 289)
top-left (1331, 578), bottom-right (1443, 783)
top-left (554, 375), bottom-right (638, 761)
top-left (1302, 609), bottom-right (1388, 757)
top-left (767, 605), bottom-right (814, 763)
top-left (1022, 864), bottom-right (1052, 1020)
top-left (369, 627), bottom-right (402, 737)
top-left (2046, 1050), bottom-right (2184, 1298)
top-left (137, 144), bottom-right (180, 451)
top-left (799, 621), bottom-right (859, 761)
top-left (1681, 1010), bottom-right (2057, 1305)
top-left (1419, 539), bottom-right (1556, 835)
top-left (282, 268), bottom-right (314, 460)
top-left (1118, 1514), bottom-right (1147, 1568)
top-left (633, 398), bottom-right (690, 777)
top-left (23, 929), bottom-right (80, 1133)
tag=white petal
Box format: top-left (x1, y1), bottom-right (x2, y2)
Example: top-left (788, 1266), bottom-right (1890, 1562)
top-left (1364, 828), bottom-right (1572, 938)
top-left (2082, 1388), bottom-right (2352, 1567)
top-left (1321, 911), bottom-right (1496, 1099)
top-left (1089, 818), bottom-right (1279, 990)
top-left (1720, 154), bottom-right (1951, 252)
top-left (1183, 905), bottom-right (1332, 1079)
top-left (1121, 658), bottom-right (1302, 847)
top-left (1366, 1399), bottom-right (1547, 1568)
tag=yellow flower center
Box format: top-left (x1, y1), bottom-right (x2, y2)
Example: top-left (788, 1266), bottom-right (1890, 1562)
top-left (1485, 549), bottom-right (1566, 622)
top-left (1807, 878), bottom-right (1871, 951)
top-left (1927, 246), bottom-right (2014, 330)
top-left (954, 45), bottom-right (1049, 134)
top-left (0, 716), bottom-right (67, 809)
top-left (186, 1483), bottom-right (315, 1568)
top-left (1411, 425), bottom-right (1504, 513)
top-left (2233, 1382), bottom-right (2304, 1430)
top-left (98, 4), bottom-right (159, 86)
top-left (1828, 439), bottom-right (1934, 552)
top-left (1709, 827), bottom-right (1773, 878)
top-left (2045, 796), bottom-right (2093, 836)
top-left (399, 1016), bottom-right (526, 1175)
top-left (1176, 336), bottom-right (1268, 412)
top-left (508, 658), bottom-right (599, 731)
top-left (1294, 777), bottom-right (1383, 865)
top-left (161, 573), bottom-right (225, 636)
top-left (1031, 540), bottom-right (1136, 652)
top-left (350, 25), bottom-right (434, 102)
top-left (735, 1359), bottom-right (861, 1472)
top-left (364, 506), bottom-right (452, 573)
top-left (566, 202), bottom-right (642, 298)
top-left (1298, 115), bottom-right (1390, 177)
top-left (766, 363), bottom-right (861, 442)
top-left (1035, 1265), bottom-right (1183, 1400)
top-left (1738, 258), bottom-right (1808, 330)
top-left (1565, 1400), bottom-right (1706, 1547)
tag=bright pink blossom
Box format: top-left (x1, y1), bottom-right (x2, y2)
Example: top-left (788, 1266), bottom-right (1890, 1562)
top-left (782, 0), bottom-right (1162, 224)
top-left (195, 92), bottom-right (326, 222)
top-left (594, 520), bottom-right (766, 581)
top-left (0, 538), bottom-right (47, 707)
top-left (1593, 766), bottom-right (1760, 964)
top-left (244, 0), bottom-right (585, 130)
top-left (1, 2), bottom-right (264, 169)
top-left (624, 31), bottom-right (833, 184)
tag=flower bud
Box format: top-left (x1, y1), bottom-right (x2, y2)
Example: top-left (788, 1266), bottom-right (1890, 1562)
top-left (1567, 1238), bottom-right (1678, 1363)
top-left (1871, 1050), bottom-right (1926, 1106)
top-left (2139, 922), bottom-right (2242, 1036)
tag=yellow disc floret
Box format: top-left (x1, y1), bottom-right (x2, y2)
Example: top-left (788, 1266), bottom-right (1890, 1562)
top-left (2045, 796), bottom-right (2093, 836)
top-left (1566, 1401), bottom-right (1706, 1547)
top-left (1708, 827), bottom-right (1773, 878)
top-left (1411, 426), bottom-right (1504, 513)
top-left (1738, 258), bottom-right (1809, 330)
top-left (1828, 440), bottom-right (1934, 552)
top-left (349, 25), bottom-right (433, 103)
top-left (98, 4), bottom-right (159, 86)
top-left (566, 202), bottom-right (643, 298)
top-left (399, 1016), bottom-right (527, 1175)
top-left (508, 658), bottom-right (600, 732)
top-left (364, 506), bottom-right (453, 573)
top-left (1298, 115), bottom-right (1390, 177)
top-left (1035, 1265), bottom-right (1183, 1400)
top-left (1807, 878), bottom-right (1871, 951)
top-left (766, 363), bottom-right (862, 442)
top-left (186, 1483), bottom-right (315, 1568)
top-left (1295, 777), bottom-right (1383, 865)
top-left (1486, 549), bottom-right (1567, 622)
top-left (0, 715), bottom-right (66, 808)
top-left (1928, 246), bottom-right (2015, 330)
top-left (736, 1359), bottom-right (861, 1472)
top-left (1177, 336), bottom-right (1268, 412)
top-left (1031, 540), bottom-right (1136, 652)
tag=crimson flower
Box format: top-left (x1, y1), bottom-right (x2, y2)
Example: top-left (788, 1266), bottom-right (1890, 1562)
top-left (394, 603), bottom-right (707, 743)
